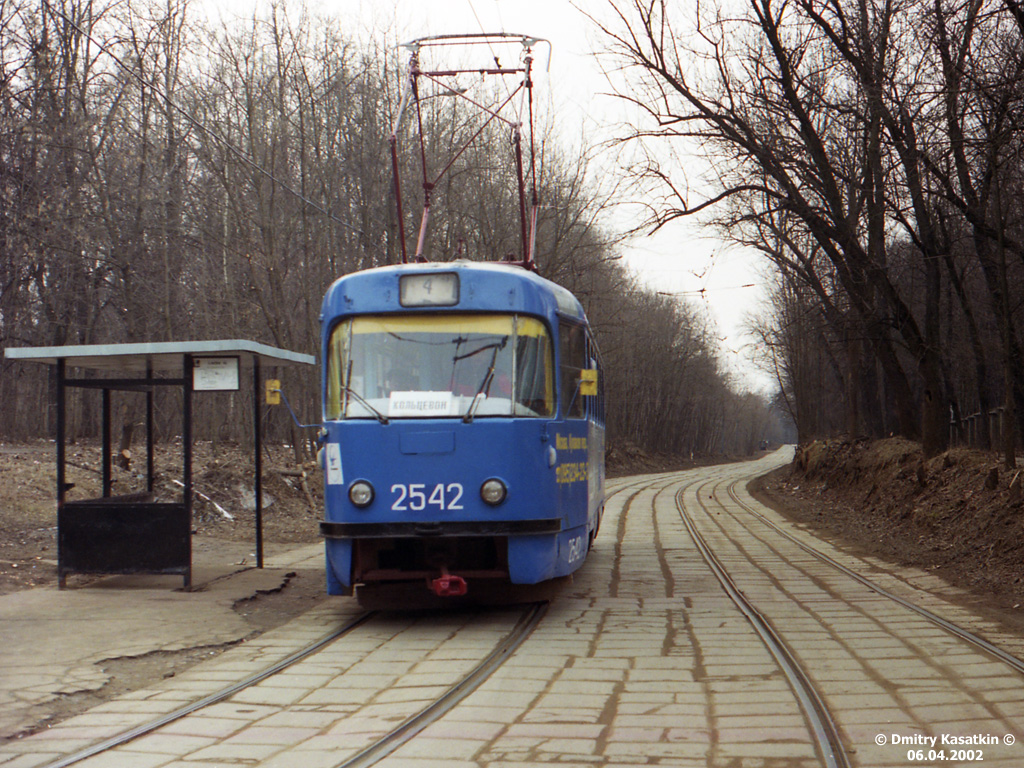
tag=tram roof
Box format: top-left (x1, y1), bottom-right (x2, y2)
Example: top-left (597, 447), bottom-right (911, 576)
top-left (321, 261), bottom-right (587, 322)
top-left (4, 339), bottom-right (315, 373)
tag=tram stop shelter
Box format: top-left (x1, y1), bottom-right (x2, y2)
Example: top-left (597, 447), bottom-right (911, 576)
top-left (4, 340), bottom-right (315, 589)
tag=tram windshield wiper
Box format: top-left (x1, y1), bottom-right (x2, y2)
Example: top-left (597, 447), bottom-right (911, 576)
top-left (462, 337), bottom-right (508, 423)
top-left (344, 386), bottom-right (389, 424)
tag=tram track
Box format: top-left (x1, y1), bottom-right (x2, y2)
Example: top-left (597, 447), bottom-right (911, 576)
top-left (674, 482), bottom-right (851, 768)
top-left (701, 474), bottom-right (1024, 687)
top-left (331, 601), bottom-right (546, 768)
top-left (606, 472), bottom-right (687, 599)
top-left (40, 611), bottom-right (377, 768)
top-left (671, 458), bottom-right (1024, 766)
top-left (721, 479), bottom-right (1024, 676)
top-left (36, 601), bottom-right (547, 768)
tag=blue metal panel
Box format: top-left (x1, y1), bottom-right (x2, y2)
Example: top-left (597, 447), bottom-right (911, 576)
top-left (506, 524), bottom-right (591, 583)
top-left (588, 421), bottom-right (607, 534)
top-left (399, 430), bottom-right (455, 455)
top-left (325, 543), bottom-right (350, 594)
top-left (322, 418), bottom-right (556, 526)
top-left (549, 421), bottom-right (592, 532)
top-left (320, 262), bottom-right (586, 329)
top-left (507, 533), bottom-right (557, 583)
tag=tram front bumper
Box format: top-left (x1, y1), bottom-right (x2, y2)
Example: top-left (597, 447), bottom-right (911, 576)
top-left (319, 519), bottom-right (561, 538)
top-left (321, 519), bottom-right (567, 589)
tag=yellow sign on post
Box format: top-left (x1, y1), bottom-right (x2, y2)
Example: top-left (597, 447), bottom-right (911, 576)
top-left (265, 379), bottom-right (281, 405)
top-left (579, 368), bottom-right (598, 396)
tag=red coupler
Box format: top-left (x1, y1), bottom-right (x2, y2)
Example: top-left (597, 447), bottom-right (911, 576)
top-left (430, 574), bottom-right (468, 597)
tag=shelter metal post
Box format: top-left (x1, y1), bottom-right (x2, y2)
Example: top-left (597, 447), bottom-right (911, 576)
top-left (56, 359), bottom-right (66, 506)
top-left (254, 358), bottom-right (264, 569)
top-left (101, 388), bottom-right (112, 497)
top-left (147, 362), bottom-right (155, 493)
top-left (183, 354), bottom-right (193, 589)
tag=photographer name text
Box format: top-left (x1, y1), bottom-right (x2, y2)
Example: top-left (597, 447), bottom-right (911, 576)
top-left (885, 734), bottom-right (1004, 747)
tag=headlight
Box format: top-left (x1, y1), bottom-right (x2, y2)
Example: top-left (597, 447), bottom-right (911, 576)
top-left (348, 481), bottom-right (374, 508)
top-left (480, 478), bottom-right (507, 506)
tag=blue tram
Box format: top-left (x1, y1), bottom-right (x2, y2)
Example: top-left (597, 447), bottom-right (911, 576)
top-left (318, 260), bottom-right (605, 599)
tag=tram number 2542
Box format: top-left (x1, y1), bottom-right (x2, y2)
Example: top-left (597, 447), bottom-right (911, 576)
top-left (391, 483), bottom-right (464, 512)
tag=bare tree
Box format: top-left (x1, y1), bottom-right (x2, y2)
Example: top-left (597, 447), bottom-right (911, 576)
top-left (592, 0), bottom-right (1024, 456)
top-left (0, 0), bottom-right (781, 459)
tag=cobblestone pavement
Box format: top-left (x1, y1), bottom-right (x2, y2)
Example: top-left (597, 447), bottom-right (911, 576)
top-left (3, 449), bottom-right (1023, 768)
top-left (0, 543), bottom-right (329, 741)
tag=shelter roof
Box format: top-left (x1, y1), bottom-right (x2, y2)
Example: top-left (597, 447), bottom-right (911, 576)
top-left (4, 340), bottom-right (315, 373)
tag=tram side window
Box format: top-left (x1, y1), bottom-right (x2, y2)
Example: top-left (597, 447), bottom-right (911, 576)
top-left (325, 320), bottom-right (351, 420)
top-left (586, 333), bottom-right (605, 423)
top-left (514, 317), bottom-right (555, 417)
top-left (559, 321), bottom-right (587, 419)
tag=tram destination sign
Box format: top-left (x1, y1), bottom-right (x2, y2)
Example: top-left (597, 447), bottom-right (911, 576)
top-left (193, 356), bottom-right (240, 391)
top-left (400, 272), bottom-right (459, 307)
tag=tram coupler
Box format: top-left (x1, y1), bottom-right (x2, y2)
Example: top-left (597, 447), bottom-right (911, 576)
top-left (429, 567), bottom-right (467, 597)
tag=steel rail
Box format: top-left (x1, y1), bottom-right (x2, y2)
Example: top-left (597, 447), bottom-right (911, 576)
top-left (41, 611), bottom-right (377, 768)
top-left (675, 483), bottom-right (851, 768)
top-left (726, 479), bottom-right (1024, 676)
top-left (332, 601), bottom-right (548, 768)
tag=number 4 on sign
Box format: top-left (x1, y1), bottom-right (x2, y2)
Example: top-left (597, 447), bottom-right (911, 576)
top-left (265, 379), bottom-right (281, 405)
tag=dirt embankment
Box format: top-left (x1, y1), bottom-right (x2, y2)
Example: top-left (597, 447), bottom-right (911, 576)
top-left (755, 437), bottom-right (1024, 611)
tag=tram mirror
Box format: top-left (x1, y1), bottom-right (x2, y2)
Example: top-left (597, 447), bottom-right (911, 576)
top-left (579, 368), bottom-right (598, 396)
top-left (265, 379), bottom-right (282, 405)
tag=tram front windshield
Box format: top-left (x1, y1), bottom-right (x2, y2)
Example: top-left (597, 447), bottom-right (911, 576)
top-left (326, 314), bottom-right (555, 419)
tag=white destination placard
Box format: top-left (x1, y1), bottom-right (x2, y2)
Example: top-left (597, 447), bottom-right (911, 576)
top-left (388, 391), bottom-right (453, 418)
